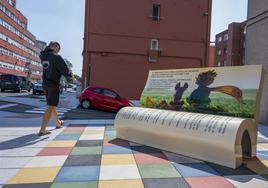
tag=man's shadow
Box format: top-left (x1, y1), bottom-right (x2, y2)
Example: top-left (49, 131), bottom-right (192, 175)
top-left (0, 133), bottom-right (49, 150)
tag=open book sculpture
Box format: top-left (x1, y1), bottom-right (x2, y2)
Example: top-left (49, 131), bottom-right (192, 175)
top-left (115, 65), bottom-right (264, 168)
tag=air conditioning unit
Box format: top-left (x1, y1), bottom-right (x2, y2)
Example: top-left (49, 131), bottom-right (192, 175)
top-left (148, 48), bottom-right (162, 63)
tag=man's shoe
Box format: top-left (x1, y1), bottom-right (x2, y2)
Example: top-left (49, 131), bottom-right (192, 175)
top-left (38, 131), bottom-right (52, 136)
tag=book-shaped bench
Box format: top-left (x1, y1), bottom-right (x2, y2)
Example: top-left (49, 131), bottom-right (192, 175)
top-left (115, 65), bottom-right (264, 168)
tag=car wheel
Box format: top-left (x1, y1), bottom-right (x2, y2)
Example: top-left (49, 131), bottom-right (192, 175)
top-left (1, 88), bottom-right (4, 92)
top-left (33, 91), bottom-right (36, 95)
top-left (82, 100), bottom-right (91, 109)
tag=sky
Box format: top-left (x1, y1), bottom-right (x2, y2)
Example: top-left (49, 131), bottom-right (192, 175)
top-left (17, 0), bottom-right (248, 76)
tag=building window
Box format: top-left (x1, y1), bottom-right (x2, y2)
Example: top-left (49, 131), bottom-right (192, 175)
top-left (151, 39), bottom-right (159, 50)
top-left (224, 34), bottom-right (228, 41)
top-left (217, 62), bottom-right (221, 67)
top-left (224, 48), bottom-right (228, 54)
top-left (224, 60), bottom-right (227, 66)
top-left (7, 0), bottom-right (16, 7)
top-left (152, 4), bottom-right (161, 21)
top-left (217, 36), bottom-right (222, 42)
top-left (218, 50), bottom-right (221, 56)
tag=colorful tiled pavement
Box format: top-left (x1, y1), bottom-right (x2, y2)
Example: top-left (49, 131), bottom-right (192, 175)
top-left (2, 123), bottom-right (268, 188)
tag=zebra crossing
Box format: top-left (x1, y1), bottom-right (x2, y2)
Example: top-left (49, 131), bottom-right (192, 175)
top-left (25, 106), bottom-right (72, 119)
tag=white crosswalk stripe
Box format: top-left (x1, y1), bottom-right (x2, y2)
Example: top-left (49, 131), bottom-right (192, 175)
top-left (25, 106), bottom-right (71, 119)
top-left (0, 104), bottom-right (18, 109)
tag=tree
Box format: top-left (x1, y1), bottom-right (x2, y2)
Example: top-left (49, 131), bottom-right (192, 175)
top-left (64, 59), bottom-right (73, 70)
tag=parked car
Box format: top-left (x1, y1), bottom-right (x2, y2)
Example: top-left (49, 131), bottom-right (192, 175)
top-left (32, 81), bottom-right (44, 95)
top-left (0, 74), bottom-right (31, 92)
top-left (79, 86), bottom-right (134, 111)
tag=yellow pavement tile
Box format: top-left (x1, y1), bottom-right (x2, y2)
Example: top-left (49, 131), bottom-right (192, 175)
top-left (258, 143), bottom-right (268, 149)
top-left (99, 179), bottom-right (144, 188)
top-left (82, 130), bottom-right (104, 135)
top-left (101, 154), bottom-right (136, 165)
top-left (245, 160), bottom-right (268, 174)
top-left (7, 167), bottom-right (61, 184)
top-left (47, 141), bottom-right (77, 147)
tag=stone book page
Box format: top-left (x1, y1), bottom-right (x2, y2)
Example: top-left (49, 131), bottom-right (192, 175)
top-left (115, 107), bottom-right (256, 168)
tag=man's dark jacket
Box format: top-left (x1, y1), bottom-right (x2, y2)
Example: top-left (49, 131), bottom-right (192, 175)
top-left (40, 47), bottom-right (71, 88)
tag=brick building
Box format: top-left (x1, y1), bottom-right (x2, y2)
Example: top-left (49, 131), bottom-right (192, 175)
top-left (246, 0), bottom-right (268, 124)
top-left (0, 0), bottom-right (42, 82)
top-left (215, 22), bottom-right (246, 67)
top-left (82, 0), bottom-right (212, 99)
top-left (208, 44), bottom-right (215, 67)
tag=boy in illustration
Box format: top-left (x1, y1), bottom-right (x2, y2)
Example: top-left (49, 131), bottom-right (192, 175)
top-left (188, 70), bottom-right (242, 109)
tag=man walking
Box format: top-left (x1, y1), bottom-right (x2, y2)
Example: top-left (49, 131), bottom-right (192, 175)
top-left (39, 41), bottom-right (72, 136)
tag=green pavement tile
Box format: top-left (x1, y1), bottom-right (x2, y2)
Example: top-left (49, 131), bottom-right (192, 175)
top-left (51, 181), bottom-right (98, 188)
top-left (104, 131), bottom-right (116, 139)
top-left (261, 174), bottom-right (268, 180)
top-left (138, 164), bottom-right (182, 179)
top-left (71, 147), bottom-right (102, 155)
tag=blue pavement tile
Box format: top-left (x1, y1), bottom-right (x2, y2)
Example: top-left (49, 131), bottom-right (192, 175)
top-left (102, 146), bottom-right (132, 154)
top-left (104, 131), bottom-right (116, 139)
top-left (207, 163), bottom-right (256, 176)
top-left (64, 155), bottom-right (101, 166)
top-left (54, 135), bottom-right (81, 141)
top-left (257, 151), bottom-right (268, 160)
top-left (173, 163), bottom-right (219, 177)
top-left (105, 126), bottom-right (115, 131)
top-left (55, 166), bottom-right (100, 182)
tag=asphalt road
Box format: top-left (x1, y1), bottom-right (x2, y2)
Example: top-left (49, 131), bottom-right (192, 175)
top-left (0, 91), bottom-right (117, 120)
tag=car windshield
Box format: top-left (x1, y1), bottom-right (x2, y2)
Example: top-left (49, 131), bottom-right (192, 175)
top-left (0, 75), bottom-right (14, 81)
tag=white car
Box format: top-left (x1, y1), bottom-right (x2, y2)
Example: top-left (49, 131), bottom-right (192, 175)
top-left (32, 81), bottom-right (44, 95)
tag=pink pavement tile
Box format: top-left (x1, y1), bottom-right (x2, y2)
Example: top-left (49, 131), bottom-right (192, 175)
top-left (103, 138), bottom-right (130, 147)
top-left (134, 153), bottom-right (170, 164)
top-left (37, 147), bottom-right (73, 156)
top-left (185, 176), bottom-right (236, 188)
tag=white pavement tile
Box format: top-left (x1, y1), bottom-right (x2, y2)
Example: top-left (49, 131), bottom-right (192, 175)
top-left (18, 140), bottom-right (50, 148)
top-left (0, 130), bottom-right (37, 136)
top-left (25, 156), bottom-right (68, 168)
top-left (66, 119), bottom-right (114, 125)
top-left (85, 127), bottom-right (105, 131)
top-left (0, 169), bottom-right (19, 184)
top-left (99, 165), bottom-right (141, 180)
top-left (226, 175), bottom-right (268, 188)
top-left (79, 134), bottom-right (104, 140)
top-left (0, 148), bottom-right (42, 157)
top-left (0, 157), bottom-right (32, 168)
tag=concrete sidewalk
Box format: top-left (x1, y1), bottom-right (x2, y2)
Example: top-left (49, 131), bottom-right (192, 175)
top-left (0, 92), bottom-right (268, 187)
top-left (0, 120), bottom-right (268, 187)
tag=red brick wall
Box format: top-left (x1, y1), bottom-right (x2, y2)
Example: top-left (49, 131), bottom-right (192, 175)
top-left (83, 0), bottom-right (212, 99)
